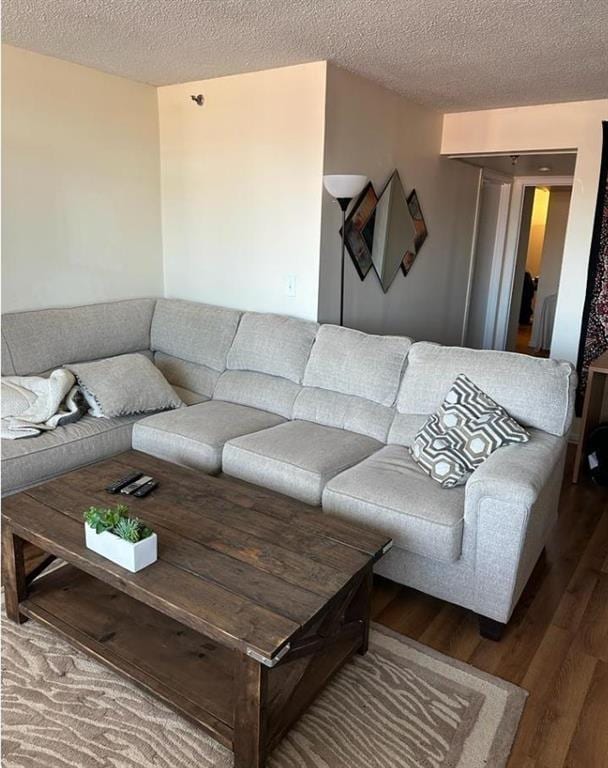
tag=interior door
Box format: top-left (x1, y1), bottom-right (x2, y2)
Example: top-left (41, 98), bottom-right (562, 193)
top-left (465, 177), bottom-right (511, 349)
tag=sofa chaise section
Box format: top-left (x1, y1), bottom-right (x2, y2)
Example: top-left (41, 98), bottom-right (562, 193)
top-left (133, 310), bottom-right (318, 473)
top-left (223, 325), bottom-right (412, 504)
top-left (2, 414), bottom-right (141, 495)
top-left (1, 299), bottom-right (157, 495)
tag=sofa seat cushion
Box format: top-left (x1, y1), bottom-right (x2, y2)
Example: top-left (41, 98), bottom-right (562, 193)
top-left (1, 414), bottom-right (141, 496)
top-left (132, 401), bottom-right (285, 474)
top-left (223, 420), bottom-right (382, 505)
top-left (322, 445), bottom-right (465, 563)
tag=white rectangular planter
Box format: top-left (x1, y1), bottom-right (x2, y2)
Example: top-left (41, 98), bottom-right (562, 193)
top-left (85, 524), bottom-right (157, 573)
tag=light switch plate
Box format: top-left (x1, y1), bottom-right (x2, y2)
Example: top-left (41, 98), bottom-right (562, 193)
top-left (285, 274), bottom-right (296, 297)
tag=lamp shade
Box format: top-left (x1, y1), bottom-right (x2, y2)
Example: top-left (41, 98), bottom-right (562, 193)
top-left (323, 174), bottom-right (368, 201)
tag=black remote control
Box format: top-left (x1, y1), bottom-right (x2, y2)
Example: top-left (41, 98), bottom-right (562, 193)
top-left (106, 471), bottom-right (143, 494)
top-left (132, 479), bottom-right (159, 498)
top-left (120, 475), bottom-right (154, 495)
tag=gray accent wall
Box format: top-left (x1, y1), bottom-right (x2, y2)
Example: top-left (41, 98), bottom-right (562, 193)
top-left (319, 64), bottom-right (481, 343)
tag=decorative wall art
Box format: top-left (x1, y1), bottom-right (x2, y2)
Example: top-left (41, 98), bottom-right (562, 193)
top-left (341, 182), bottom-right (377, 280)
top-left (372, 171), bottom-right (417, 293)
top-left (339, 171), bottom-right (428, 292)
top-left (401, 189), bottom-right (428, 276)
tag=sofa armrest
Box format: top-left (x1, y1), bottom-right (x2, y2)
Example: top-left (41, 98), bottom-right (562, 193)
top-left (465, 429), bottom-right (566, 511)
top-left (464, 429), bottom-right (567, 623)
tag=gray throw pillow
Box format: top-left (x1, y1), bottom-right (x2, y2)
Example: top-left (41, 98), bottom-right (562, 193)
top-left (67, 353), bottom-right (182, 418)
top-left (410, 374), bottom-right (529, 488)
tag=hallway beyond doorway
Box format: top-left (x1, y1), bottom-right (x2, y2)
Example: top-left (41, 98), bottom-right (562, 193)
top-left (456, 152), bottom-right (575, 357)
top-left (515, 323), bottom-right (549, 357)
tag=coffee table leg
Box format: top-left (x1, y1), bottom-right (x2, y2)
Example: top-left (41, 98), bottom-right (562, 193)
top-left (233, 654), bottom-right (268, 768)
top-left (349, 567), bottom-right (373, 655)
top-left (2, 524), bottom-right (27, 624)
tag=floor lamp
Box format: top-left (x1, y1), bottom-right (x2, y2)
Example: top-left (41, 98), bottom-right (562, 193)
top-left (323, 174), bottom-right (368, 326)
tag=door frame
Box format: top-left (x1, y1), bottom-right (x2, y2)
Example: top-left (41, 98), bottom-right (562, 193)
top-left (495, 174), bottom-right (573, 351)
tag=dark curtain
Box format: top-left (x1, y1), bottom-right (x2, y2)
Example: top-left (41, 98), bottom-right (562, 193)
top-left (576, 121), bottom-right (608, 413)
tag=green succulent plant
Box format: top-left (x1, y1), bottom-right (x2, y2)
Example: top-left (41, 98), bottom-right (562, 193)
top-left (114, 516), bottom-right (141, 543)
top-left (83, 504), bottom-right (153, 543)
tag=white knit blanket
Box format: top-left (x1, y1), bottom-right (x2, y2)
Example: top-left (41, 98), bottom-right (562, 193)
top-left (1, 370), bottom-right (86, 439)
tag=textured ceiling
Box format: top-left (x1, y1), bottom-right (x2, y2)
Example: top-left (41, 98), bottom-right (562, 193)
top-left (3, 0), bottom-right (608, 110)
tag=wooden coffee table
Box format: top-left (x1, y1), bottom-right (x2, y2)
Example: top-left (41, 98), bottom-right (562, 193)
top-left (2, 451), bottom-right (391, 767)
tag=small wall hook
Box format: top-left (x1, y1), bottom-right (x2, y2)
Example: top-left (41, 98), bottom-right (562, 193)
top-left (190, 94), bottom-right (205, 107)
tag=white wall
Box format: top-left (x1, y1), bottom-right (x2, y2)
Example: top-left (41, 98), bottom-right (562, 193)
top-left (1, 45), bottom-right (163, 312)
top-left (441, 99), bottom-right (608, 364)
top-left (158, 62), bottom-right (327, 320)
top-left (319, 66), bottom-right (481, 342)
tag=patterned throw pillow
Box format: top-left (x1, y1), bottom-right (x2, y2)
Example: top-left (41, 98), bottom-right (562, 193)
top-left (410, 374), bottom-right (529, 488)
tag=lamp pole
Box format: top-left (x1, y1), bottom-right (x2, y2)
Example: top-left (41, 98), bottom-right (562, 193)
top-left (337, 197), bottom-right (350, 327)
top-left (322, 175), bottom-right (368, 327)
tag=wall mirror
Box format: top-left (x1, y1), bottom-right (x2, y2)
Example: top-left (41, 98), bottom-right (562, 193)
top-left (371, 171), bottom-right (417, 293)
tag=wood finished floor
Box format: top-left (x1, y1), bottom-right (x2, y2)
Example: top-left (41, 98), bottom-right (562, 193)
top-left (372, 445), bottom-right (608, 768)
top-left (515, 324), bottom-right (550, 358)
top-left (11, 445), bottom-right (608, 768)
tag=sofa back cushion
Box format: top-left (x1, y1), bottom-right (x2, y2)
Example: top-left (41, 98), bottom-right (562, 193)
top-left (294, 388), bottom-right (396, 442)
top-left (151, 299), bottom-right (241, 398)
top-left (1, 299), bottom-right (156, 376)
top-left (302, 325), bottom-right (412, 405)
top-left (2, 331), bottom-right (15, 376)
top-left (389, 342), bottom-right (576, 443)
top-left (227, 312), bottom-right (318, 382)
top-left (213, 312), bottom-right (318, 418)
top-left (294, 325), bottom-right (412, 440)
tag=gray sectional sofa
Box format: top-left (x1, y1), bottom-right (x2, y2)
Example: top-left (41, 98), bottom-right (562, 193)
top-left (1, 298), bottom-right (576, 637)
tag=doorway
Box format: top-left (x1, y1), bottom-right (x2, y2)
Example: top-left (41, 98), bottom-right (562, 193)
top-left (511, 185), bottom-right (572, 356)
top-left (454, 151), bottom-right (576, 355)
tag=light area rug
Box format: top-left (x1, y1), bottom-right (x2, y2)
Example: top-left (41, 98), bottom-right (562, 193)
top-left (1, 607), bottom-right (526, 768)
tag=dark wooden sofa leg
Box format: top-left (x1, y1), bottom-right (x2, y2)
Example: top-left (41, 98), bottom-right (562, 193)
top-left (478, 615), bottom-right (506, 641)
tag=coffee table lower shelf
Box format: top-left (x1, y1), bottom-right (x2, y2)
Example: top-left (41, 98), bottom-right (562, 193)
top-left (21, 565), bottom-right (236, 747)
top-left (18, 563), bottom-right (367, 767)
